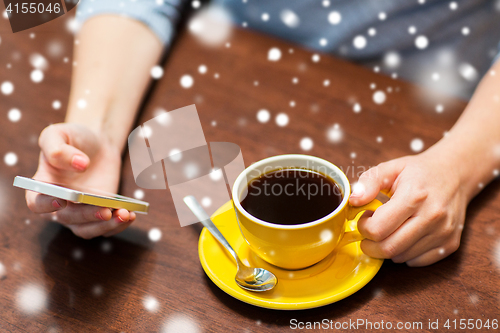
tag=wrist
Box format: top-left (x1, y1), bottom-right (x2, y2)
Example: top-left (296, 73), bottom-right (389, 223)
top-left (425, 133), bottom-right (495, 202)
top-left (65, 104), bottom-right (130, 154)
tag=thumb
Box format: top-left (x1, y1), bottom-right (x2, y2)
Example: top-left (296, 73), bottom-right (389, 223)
top-left (349, 159), bottom-right (406, 206)
top-left (38, 124), bottom-right (91, 172)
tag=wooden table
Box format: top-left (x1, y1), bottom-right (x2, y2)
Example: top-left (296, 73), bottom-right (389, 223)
top-left (1, 10), bottom-right (499, 333)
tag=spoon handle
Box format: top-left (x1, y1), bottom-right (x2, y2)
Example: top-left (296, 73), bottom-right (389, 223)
top-left (183, 196), bottom-right (238, 260)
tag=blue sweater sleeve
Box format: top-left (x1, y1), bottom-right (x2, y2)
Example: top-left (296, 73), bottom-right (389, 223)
top-left (75, 0), bottom-right (187, 46)
top-left (494, 42), bottom-right (500, 65)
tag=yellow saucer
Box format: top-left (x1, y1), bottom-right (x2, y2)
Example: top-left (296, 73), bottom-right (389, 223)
top-left (198, 201), bottom-right (384, 310)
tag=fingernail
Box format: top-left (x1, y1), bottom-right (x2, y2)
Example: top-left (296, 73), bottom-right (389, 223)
top-left (71, 155), bottom-right (87, 171)
top-left (95, 211), bottom-right (104, 220)
top-left (52, 200), bottom-right (62, 209)
top-left (117, 215), bottom-right (125, 223)
top-left (351, 182), bottom-right (365, 198)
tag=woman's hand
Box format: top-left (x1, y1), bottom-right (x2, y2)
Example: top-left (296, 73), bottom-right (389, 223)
top-left (349, 147), bottom-right (469, 267)
top-left (26, 123), bottom-right (136, 239)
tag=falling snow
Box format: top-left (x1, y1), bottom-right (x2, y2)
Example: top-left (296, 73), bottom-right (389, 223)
top-left (72, 248), bottom-right (83, 260)
top-left (320, 229), bottom-right (333, 242)
top-left (300, 137), bottom-right (313, 151)
top-left (384, 51), bottom-right (401, 68)
top-left (410, 138), bottom-right (424, 152)
top-left (184, 163), bottom-right (200, 179)
top-left (267, 47), bottom-right (282, 61)
top-left (328, 11), bottom-right (342, 25)
top-left (134, 189), bottom-right (145, 200)
top-left (30, 69), bottom-right (44, 83)
top-left (151, 66), bottom-right (164, 79)
top-left (8, 108), bottom-right (21, 122)
top-left (257, 109), bottom-right (270, 123)
top-left (66, 18), bottom-right (80, 34)
top-left (0, 262), bottom-right (5, 279)
top-left (436, 104), bottom-right (444, 113)
top-left (180, 75), bottom-right (194, 88)
top-left (77, 99), bottom-right (87, 109)
top-left (4, 152), bottom-right (17, 166)
top-left (149, 228), bottom-right (162, 242)
top-left (275, 113), bottom-right (289, 127)
top-left (415, 35), bottom-right (429, 49)
top-left (373, 90), bottom-right (387, 104)
top-left (353, 103), bottom-right (361, 113)
top-left (92, 284), bottom-right (104, 297)
top-left (162, 313), bottom-right (200, 333)
top-left (16, 284), bottom-right (47, 315)
top-left (353, 35), bottom-right (367, 49)
top-left (280, 9), bottom-right (300, 28)
top-left (493, 240), bottom-right (500, 272)
top-left (312, 54), bottom-right (320, 62)
top-left (1, 81), bottom-right (14, 95)
top-left (52, 100), bottom-right (61, 110)
top-left (143, 296), bottom-right (159, 312)
top-left (209, 169), bottom-right (223, 181)
top-left (29, 53), bottom-right (48, 70)
top-left (188, 6), bottom-right (232, 47)
top-left (458, 63), bottom-right (478, 81)
top-left (351, 182), bottom-right (365, 196)
top-left (169, 149), bottom-right (182, 162)
top-left (198, 65), bottom-right (207, 74)
top-left (261, 13), bottom-right (270, 21)
top-left (101, 241), bottom-right (112, 253)
top-left (327, 123), bottom-right (343, 143)
top-left (201, 197), bottom-right (212, 207)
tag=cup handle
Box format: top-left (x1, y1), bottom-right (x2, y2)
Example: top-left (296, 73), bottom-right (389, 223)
top-left (337, 199), bottom-right (383, 248)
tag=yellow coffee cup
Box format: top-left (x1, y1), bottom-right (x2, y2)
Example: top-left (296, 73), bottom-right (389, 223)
top-left (232, 154), bottom-right (382, 270)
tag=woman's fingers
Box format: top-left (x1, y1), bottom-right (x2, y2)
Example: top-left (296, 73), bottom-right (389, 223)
top-left (405, 242), bottom-right (459, 267)
top-left (112, 208), bottom-right (132, 223)
top-left (38, 125), bottom-right (90, 172)
top-left (349, 159), bottom-right (406, 206)
top-left (393, 231), bottom-right (460, 265)
top-left (357, 189), bottom-right (419, 242)
top-left (67, 219), bottom-right (122, 239)
top-left (29, 198), bottom-right (136, 238)
top-left (65, 209), bottom-right (136, 239)
top-left (56, 203), bottom-right (112, 225)
top-left (360, 216), bottom-right (430, 259)
top-left (102, 221), bottom-right (133, 237)
top-left (26, 191), bottom-right (67, 213)
top-left (102, 211), bottom-right (136, 237)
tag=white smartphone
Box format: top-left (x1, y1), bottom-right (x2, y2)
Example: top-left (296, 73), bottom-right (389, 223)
top-left (13, 176), bottom-right (149, 213)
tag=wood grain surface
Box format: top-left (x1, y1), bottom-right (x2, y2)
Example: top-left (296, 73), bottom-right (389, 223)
top-left (1, 9), bottom-right (499, 333)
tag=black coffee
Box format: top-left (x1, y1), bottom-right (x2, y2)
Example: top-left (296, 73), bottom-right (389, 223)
top-left (240, 168), bottom-right (343, 225)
